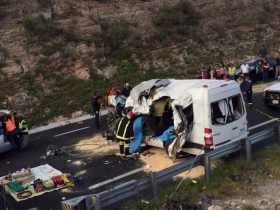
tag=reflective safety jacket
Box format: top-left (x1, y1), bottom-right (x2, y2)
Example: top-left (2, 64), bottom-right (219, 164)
top-left (115, 117), bottom-right (134, 140)
top-left (5, 119), bottom-right (16, 132)
top-left (228, 66), bottom-right (236, 75)
top-left (19, 120), bottom-right (28, 134)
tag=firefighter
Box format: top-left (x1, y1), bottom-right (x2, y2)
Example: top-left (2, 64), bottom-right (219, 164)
top-left (115, 111), bottom-right (135, 156)
top-left (18, 115), bottom-right (29, 148)
top-left (5, 114), bottom-right (20, 151)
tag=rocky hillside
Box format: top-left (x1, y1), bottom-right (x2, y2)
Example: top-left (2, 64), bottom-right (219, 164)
top-left (0, 0), bottom-right (280, 126)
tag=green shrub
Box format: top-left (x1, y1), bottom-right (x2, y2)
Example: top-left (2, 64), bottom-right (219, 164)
top-left (38, 56), bottom-right (49, 64)
top-left (23, 15), bottom-right (59, 41)
top-left (0, 0), bottom-right (7, 19)
top-left (212, 24), bottom-right (227, 38)
top-left (37, 0), bottom-right (51, 8)
top-left (99, 20), bottom-right (132, 55)
top-left (113, 49), bottom-right (132, 60)
top-left (153, 0), bottom-right (200, 42)
top-left (41, 42), bottom-right (65, 56)
top-left (0, 62), bottom-right (7, 68)
top-left (21, 72), bottom-right (34, 83)
top-left (63, 29), bottom-right (79, 43)
top-left (14, 58), bottom-right (21, 65)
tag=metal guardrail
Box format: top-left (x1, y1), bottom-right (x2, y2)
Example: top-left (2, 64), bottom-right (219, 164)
top-left (61, 127), bottom-right (277, 210)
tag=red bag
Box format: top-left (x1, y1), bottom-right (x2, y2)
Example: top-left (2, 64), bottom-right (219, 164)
top-left (52, 176), bottom-right (64, 187)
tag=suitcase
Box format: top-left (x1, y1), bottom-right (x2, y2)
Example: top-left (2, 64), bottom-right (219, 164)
top-left (52, 176), bottom-right (64, 187)
top-left (42, 179), bottom-right (55, 190)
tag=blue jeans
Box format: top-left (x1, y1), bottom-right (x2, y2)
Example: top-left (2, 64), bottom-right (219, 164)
top-left (263, 71), bottom-right (268, 83)
top-left (7, 129), bottom-right (20, 149)
top-left (229, 75), bottom-right (235, 80)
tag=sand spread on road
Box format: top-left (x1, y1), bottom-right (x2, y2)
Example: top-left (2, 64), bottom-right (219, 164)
top-left (69, 134), bottom-right (223, 178)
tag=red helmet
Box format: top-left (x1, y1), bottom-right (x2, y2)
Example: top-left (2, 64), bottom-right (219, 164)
top-left (127, 111), bottom-right (134, 119)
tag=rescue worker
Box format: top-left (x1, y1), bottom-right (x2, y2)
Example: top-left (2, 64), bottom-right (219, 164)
top-left (115, 111), bottom-right (134, 156)
top-left (18, 115), bottom-right (28, 148)
top-left (243, 76), bottom-right (253, 108)
top-left (91, 92), bottom-right (103, 129)
top-left (5, 114), bottom-right (20, 151)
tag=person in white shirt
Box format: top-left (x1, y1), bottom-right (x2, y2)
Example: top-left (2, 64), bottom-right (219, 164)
top-left (241, 61), bottom-right (250, 77)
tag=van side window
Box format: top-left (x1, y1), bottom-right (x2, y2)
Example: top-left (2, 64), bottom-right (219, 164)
top-left (211, 99), bottom-right (227, 125)
top-left (229, 94), bottom-right (244, 120)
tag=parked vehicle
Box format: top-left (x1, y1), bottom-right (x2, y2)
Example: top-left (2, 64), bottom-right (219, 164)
top-left (123, 79), bottom-right (248, 159)
top-left (235, 59), bottom-right (276, 82)
top-left (263, 79), bottom-right (280, 110)
top-left (0, 110), bottom-right (12, 154)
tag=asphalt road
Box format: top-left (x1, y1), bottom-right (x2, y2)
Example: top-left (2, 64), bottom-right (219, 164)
top-left (1, 79), bottom-right (280, 210)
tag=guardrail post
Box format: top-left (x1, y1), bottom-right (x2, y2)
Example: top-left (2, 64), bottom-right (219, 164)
top-left (204, 155), bottom-right (211, 182)
top-left (274, 125), bottom-right (280, 144)
top-left (85, 195), bottom-right (101, 210)
top-left (245, 139), bottom-right (252, 163)
top-left (149, 171), bottom-right (158, 199)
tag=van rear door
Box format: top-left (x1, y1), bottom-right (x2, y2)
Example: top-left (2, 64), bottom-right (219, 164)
top-left (209, 88), bottom-right (231, 148)
top-left (225, 85), bottom-right (248, 141)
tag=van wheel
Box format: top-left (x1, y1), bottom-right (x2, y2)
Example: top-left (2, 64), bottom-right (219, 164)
top-left (266, 105), bottom-right (277, 111)
top-left (164, 138), bottom-right (179, 159)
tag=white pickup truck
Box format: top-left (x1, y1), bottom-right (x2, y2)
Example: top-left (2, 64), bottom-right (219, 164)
top-left (263, 80), bottom-right (280, 110)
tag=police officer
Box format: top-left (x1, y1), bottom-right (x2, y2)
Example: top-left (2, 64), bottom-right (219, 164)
top-left (115, 111), bottom-right (134, 156)
top-left (243, 76), bottom-right (253, 107)
top-left (91, 92), bottom-right (103, 129)
top-left (18, 115), bottom-right (28, 148)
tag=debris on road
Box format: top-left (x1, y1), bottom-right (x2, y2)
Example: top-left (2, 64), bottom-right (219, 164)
top-left (39, 156), bottom-right (46, 160)
top-left (141, 151), bottom-right (150, 156)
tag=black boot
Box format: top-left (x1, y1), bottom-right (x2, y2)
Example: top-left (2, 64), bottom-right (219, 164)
top-left (125, 147), bottom-right (132, 156)
top-left (119, 145), bottom-right (124, 155)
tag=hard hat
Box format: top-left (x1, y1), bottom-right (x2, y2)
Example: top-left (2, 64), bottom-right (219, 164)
top-left (127, 111), bottom-right (134, 119)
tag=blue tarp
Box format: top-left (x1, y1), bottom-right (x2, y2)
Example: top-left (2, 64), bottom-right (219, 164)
top-left (130, 116), bottom-right (144, 153)
top-left (156, 126), bottom-right (176, 141)
top-left (129, 117), bottom-right (175, 152)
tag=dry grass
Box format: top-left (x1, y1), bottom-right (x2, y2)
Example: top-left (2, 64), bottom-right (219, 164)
top-left (121, 144), bottom-right (280, 210)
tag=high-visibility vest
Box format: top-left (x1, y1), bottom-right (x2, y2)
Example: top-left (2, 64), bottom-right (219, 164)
top-left (228, 66), bottom-right (236, 75)
top-left (19, 120), bottom-right (28, 132)
top-left (116, 118), bottom-right (133, 140)
top-left (11, 116), bottom-right (15, 125)
top-left (5, 119), bottom-right (16, 132)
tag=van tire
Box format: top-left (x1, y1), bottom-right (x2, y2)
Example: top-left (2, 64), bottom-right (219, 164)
top-left (164, 138), bottom-right (179, 159)
top-left (266, 105), bottom-right (277, 111)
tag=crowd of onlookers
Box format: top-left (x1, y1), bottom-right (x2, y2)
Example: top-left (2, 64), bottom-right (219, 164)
top-left (195, 53), bottom-right (280, 84)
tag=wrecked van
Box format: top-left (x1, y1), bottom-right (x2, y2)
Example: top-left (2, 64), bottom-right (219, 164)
top-left (125, 79), bottom-right (248, 159)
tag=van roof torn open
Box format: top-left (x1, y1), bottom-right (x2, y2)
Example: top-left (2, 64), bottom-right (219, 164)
top-left (107, 79), bottom-right (248, 160)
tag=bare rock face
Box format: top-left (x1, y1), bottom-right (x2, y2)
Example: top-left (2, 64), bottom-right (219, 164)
top-left (101, 65), bottom-right (118, 78)
top-left (1, 60), bottom-right (22, 75)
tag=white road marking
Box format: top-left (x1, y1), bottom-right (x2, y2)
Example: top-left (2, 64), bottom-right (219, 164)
top-left (248, 118), bottom-right (279, 130)
top-left (54, 126), bottom-right (90, 137)
top-left (88, 168), bottom-right (143, 190)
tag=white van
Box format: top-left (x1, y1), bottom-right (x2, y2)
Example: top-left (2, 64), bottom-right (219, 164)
top-left (125, 79), bottom-right (248, 159)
